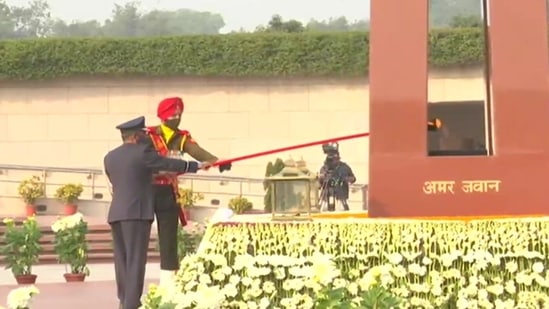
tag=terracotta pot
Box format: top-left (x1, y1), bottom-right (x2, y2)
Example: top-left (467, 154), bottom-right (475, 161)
top-left (26, 205), bottom-right (36, 216)
top-left (63, 204), bottom-right (77, 215)
top-left (182, 208), bottom-right (191, 221)
top-left (64, 273), bottom-right (86, 282)
top-left (15, 274), bottom-right (37, 285)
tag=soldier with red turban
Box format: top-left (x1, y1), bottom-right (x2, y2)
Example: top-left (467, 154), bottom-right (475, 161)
top-left (145, 97), bottom-right (231, 286)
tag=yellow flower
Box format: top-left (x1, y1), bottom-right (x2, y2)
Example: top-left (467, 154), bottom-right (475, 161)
top-left (139, 217), bottom-right (549, 308)
top-left (532, 262), bottom-right (544, 273)
top-left (6, 285), bottom-right (39, 309)
top-left (486, 284), bottom-right (504, 296)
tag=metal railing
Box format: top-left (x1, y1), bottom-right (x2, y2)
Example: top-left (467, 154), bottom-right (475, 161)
top-left (0, 164), bottom-right (368, 208)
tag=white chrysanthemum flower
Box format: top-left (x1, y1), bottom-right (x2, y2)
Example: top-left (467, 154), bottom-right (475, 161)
top-left (532, 261), bottom-right (544, 273)
top-left (6, 285), bottom-right (39, 309)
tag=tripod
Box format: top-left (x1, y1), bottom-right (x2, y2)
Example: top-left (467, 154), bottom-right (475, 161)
top-left (319, 179), bottom-right (348, 212)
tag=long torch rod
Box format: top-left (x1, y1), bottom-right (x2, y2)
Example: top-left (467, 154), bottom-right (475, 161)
top-left (211, 132), bottom-right (370, 167)
top-left (178, 132), bottom-right (369, 225)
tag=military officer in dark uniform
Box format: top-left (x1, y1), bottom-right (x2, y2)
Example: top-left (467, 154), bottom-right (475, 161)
top-left (145, 97), bottom-right (231, 286)
top-left (103, 116), bottom-right (208, 309)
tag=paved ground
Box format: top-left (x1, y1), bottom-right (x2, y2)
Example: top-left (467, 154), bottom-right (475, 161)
top-left (0, 263), bottom-right (161, 309)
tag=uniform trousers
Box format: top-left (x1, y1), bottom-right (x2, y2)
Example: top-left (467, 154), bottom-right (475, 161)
top-left (153, 185), bottom-right (180, 270)
top-left (111, 220), bottom-right (152, 309)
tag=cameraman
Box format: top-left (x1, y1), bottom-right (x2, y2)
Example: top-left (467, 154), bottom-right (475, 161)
top-left (319, 152), bottom-right (356, 211)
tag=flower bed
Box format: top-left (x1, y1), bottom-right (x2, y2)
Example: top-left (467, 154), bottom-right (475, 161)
top-left (141, 218), bottom-right (549, 308)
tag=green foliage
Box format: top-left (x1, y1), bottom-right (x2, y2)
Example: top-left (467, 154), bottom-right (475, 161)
top-left (0, 29), bottom-right (487, 81)
top-left (263, 158), bottom-right (286, 212)
top-left (450, 15), bottom-right (483, 28)
top-left (228, 196), bottom-right (253, 214)
top-left (17, 175), bottom-right (45, 205)
top-left (0, 0), bottom-right (478, 39)
top-left (52, 214), bottom-right (89, 275)
top-left (314, 286), bottom-right (400, 309)
top-left (256, 14), bottom-right (306, 33)
top-left (54, 183), bottom-right (83, 204)
top-left (306, 17), bottom-right (369, 32)
top-left (155, 224), bottom-right (205, 260)
top-left (255, 15), bottom-right (369, 34)
top-left (177, 224), bottom-right (204, 259)
top-left (428, 28), bottom-right (484, 67)
top-left (429, 0), bottom-right (482, 28)
top-left (0, 0), bottom-right (225, 39)
top-left (141, 284), bottom-right (164, 309)
top-left (360, 286), bottom-right (401, 308)
top-left (177, 188), bottom-right (204, 208)
top-left (1, 217), bottom-right (42, 276)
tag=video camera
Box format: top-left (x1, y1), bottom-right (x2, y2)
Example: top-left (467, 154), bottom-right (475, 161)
top-left (322, 142), bottom-right (339, 155)
top-left (322, 142), bottom-right (340, 170)
top-left (320, 142), bottom-right (345, 189)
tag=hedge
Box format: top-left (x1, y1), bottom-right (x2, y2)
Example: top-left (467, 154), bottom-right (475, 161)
top-left (0, 28), bottom-right (484, 80)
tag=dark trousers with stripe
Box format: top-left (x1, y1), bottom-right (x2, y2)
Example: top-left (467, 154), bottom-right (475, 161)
top-left (153, 185), bottom-right (180, 270)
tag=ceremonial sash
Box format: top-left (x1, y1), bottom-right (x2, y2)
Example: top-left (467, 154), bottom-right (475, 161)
top-left (147, 127), bottom-right (188, 226)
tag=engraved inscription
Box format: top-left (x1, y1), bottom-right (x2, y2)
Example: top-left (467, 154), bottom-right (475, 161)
top-left (423, 181), bottom-right (456, 194)
top-left (423, 180), bottom-right (501, 194)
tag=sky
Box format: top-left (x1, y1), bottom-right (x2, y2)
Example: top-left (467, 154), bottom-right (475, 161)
top-left (5, 0), bottom-right (371, 33)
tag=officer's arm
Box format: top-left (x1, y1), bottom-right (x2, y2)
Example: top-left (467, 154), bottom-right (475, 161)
top-left (182, 134), bottom-right (232, 173)
top-left (183, 140), bottom-right (218, 163)
top-left (142, 146), bottom-right (200, 174)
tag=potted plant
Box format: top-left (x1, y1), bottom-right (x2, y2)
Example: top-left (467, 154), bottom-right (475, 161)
top-left (6, 285), bottom-right (40, 309)
top-left (177, 188), bottom-right (204, 221)
top-left (228, 196), bottom-right (253, 214)
top-left (51, 213), bottom-right (90, 282)
top-left (1, 217), bottom-right (42, 284)
top-left (17, 176), bottom-right (45, 216)
top-left (54, 183), bottom-right (84, 215)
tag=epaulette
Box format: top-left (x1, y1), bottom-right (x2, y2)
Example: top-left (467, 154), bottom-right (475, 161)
top-left (178, 130), bottom-right (190, 137)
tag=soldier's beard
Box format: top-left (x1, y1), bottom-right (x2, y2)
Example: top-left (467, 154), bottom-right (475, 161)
top-left (164, 118), bottom-right (180, 130)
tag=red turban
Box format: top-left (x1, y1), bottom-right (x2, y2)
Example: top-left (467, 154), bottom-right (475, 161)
top-left (157, 97), bottom-right (184, 121)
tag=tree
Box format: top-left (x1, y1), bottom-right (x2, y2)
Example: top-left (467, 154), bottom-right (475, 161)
top-left (306, 17), bottom-right (369, 32)
top-left (10, 0), bottom-right (53, 38)
top-left (0, 0), bottom-right (15, 38)
top-left (102, 1), bottom-right (142, 37)
top-left (348, 20), bottom-right (370, 31)
top-left (137, 9), bottom-right (225, 36)
top-left (449, 15), bottom-right (482, 28)
top-left (51, 20), bottom-right (103, 38)
top-left (430, 0), bottom-right (482, 28)
top-left (0, 0), bottom-right (55, 38)
top-left (50, 2), bottom-right (226, 37)
top-left (257, 15), bottom-right (305, 33)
